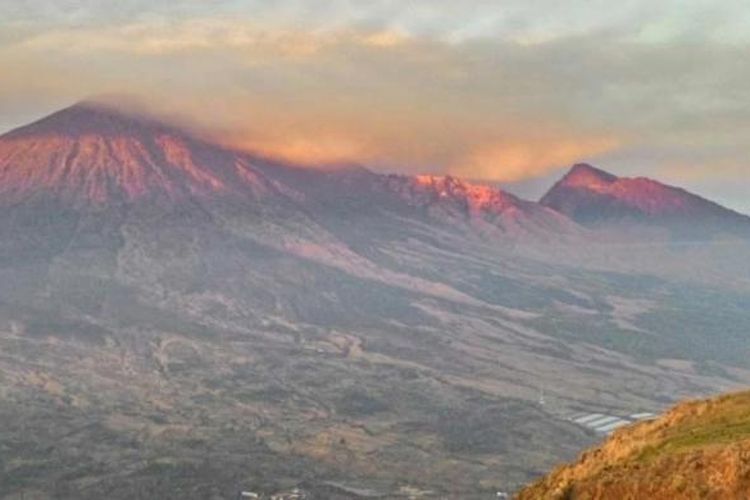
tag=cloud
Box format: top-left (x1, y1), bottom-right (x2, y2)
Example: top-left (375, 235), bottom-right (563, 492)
top-left (0, 2), bottom-right (749, 211)
top-left (450, 137), bottom-right (621, 182)
top-left (5, 0), bottom-right (750, 44)
top-left (11, 18), bottom-right (413, 60)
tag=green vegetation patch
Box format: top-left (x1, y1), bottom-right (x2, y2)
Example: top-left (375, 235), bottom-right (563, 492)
top-left (636, 392), bottom-right (750, 463)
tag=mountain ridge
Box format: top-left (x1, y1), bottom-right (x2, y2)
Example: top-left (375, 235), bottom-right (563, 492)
top-left (541, 163), bottom-right (750, 239)
top-left (1, 103), bottom-right (748, 242)
top-left (0, 103), bottom-right (580, 241)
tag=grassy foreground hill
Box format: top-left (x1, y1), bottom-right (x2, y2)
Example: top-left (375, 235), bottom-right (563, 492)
top-left (517, 390), bottom-right (750, 499)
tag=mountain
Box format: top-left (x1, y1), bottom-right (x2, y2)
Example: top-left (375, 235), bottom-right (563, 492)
top-left (540, 163), bottom-right (750, 240)
top-left (0, 102), bottom-right (303, 207)
top-left (381, 173), bottom-right (580, 240)
top-left (0, 102), bottom-right (572, 241)
top-left (0, 104), bottom-right (749, 498)
top-left (517, 390), bottom-right (750, 499)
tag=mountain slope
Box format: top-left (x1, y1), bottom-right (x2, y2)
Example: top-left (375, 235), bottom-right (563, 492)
top-left (517, 390), bottom-right (750, 499)
top-left (0, 104), bottom-right (749, 498)
top-left (0, 102), bottom-right (297, 207)
top-left (0, 103), bottom-right (603, 498)
top-left (540, 163), bottom-right (750, 239)
top-left (0, 102), bottom-right (582, 242)
top-left (381, 174), bottom-right (582, 240)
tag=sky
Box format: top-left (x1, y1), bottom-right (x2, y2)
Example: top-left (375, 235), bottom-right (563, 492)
top-left (1, 0), bottom-right (749, 211)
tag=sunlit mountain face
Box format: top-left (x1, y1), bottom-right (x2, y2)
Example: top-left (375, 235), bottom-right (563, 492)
top-left (0, 102), bottom-right (293, 206)
top-left (0, 103), bottom-right (749, 498)
top-left (0, 102), bottom-right (583, 240)
top-left (541, 164), bottom-right (750, 239)
top-left (3, 104), bottom-right (747, 241)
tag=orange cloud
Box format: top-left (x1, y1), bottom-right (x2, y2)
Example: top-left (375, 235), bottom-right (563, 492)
top-left (229, 134), bottom-right (374, 167)
top-left (448, 137), bottom-right (621, 182)
top-left (3, 13), bottom-right (746, 195)
top-left (358, 30), bottom-right (410, 48)
top-left (656, 161), bottom-right (749, 182)
top-left (14, 20), bottom-right (409, 59)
